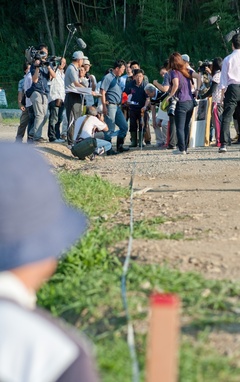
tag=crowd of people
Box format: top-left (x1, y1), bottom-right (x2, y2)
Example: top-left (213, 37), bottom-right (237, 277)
top-left (16, 33), bottom-right (240, 157)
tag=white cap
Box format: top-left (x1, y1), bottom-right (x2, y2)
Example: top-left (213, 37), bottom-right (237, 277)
top-left (181, 54), bottom-right (190, 62)
top-left (72, 51), bottom-right (88, 60)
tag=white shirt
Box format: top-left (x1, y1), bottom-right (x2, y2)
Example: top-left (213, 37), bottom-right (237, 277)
top-left (0, 272), bottom-right (36, 308)
top-left (74, 115), bottom-right (106, 140)
top-left (24, 71), bottom-right (33, 107)
top-left (48, 68), bottom-right (65, 103)
top-left (0, 272), bottom-right (80, 382)
top-left (220, 49), bottom-right (240, 89)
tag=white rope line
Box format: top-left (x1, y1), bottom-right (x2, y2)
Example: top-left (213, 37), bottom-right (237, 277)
top-left (121, 162), bottom-right (140, 382)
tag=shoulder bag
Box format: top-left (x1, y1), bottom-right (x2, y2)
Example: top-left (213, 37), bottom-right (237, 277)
top-left (71, 116), bottom-right (97, 159)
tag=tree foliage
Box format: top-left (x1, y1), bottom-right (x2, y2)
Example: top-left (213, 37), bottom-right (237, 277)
top-left (1, 0), bottom-right (240, 103)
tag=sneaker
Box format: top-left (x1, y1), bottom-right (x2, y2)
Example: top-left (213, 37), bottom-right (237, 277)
top-left (107, 148), bottom-right (118, 156)
top-left (159, 144), bottom-right (168, 149)
top-left (173, 150), bottom-right (186, 155)
top-left (60, 134), bottom-right (67, 141)
top-left (219, 145), bottom-right (227, 153)
top-left (35, 137), bottom-right (47, 142)
top-left (167, 145), bottom-right (177, 150)
top-left (52, 139), bottom-right (65, 143)
top-left (95, 147), bottom-right (105, 156)
top-left (117, 145), bottom-right (130, 153)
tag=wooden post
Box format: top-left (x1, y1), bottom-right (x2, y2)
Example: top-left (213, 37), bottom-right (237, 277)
top-left (146, 293), bottom-right (180, 382)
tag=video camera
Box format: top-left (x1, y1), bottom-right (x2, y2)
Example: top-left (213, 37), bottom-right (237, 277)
top-left (25, 46), bottom-right (62, 68)
top-left (198, 59), bottom-right (212, 74)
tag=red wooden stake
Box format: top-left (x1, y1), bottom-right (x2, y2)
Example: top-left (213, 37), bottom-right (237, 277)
top-left (146, 293), bottom-right (180, 382)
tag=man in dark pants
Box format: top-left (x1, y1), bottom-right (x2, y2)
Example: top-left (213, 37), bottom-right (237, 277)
top-left (100, 59), bottom-right (129, 154)
top-left (15, 63), bottom-right (31, 142)
top-left (48, 58), bottom-right (66, 143)
top-left (219, 33), bottom-right (240, 153)
top-left (124, 69), bottom-right (149, 147)
top-left (64, 51), bottom-right (90, 147)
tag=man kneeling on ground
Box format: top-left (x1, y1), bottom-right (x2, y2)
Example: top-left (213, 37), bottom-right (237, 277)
top-left (72, 106), bottom-right (112, 159)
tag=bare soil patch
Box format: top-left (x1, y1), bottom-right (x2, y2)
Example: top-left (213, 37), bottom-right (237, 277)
top-left (1, 121), bottom-right (240, 280)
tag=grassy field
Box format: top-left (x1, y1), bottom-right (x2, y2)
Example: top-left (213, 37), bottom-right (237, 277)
top-left (37, 171), bottom-right (240, 381)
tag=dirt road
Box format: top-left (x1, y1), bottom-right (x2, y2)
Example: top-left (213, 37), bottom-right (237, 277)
top-left (1, 121), bottom-right (240, 280)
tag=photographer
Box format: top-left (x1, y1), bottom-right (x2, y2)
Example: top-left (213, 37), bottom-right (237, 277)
top-left (28, 43), bottom-right (56, 142)
top-left (48, 57), bottom-right (66, 143)
top-left (201, 57), bottom-right (223, 147)
top-left (198, 60), bottom-right (213, 97)
top-left (73, 106), bottom-right (112, 159)
top-left (166, 52), bottom-right (201, 154)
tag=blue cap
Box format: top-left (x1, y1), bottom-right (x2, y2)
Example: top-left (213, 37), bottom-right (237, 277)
top-left (0, 142), bottom-right (87, 271)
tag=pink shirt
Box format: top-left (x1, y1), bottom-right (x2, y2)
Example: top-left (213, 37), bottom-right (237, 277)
top-left (220, 49), bottom-right (240, 89)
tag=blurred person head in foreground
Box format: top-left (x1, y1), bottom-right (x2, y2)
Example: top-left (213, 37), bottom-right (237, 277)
top-left (0, 142), bottom-right (100, 382)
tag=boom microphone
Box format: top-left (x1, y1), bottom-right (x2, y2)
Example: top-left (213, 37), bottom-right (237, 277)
top-left (209, 15), bottom-right (221, 25)
top-left (76, 37), bottom-right (87, 49)
top-left (67, 22), bottom-right (82, 27)
top-left (225, 28), bottom-right (240, 43)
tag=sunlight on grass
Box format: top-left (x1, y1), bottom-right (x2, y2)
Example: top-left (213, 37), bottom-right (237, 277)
top-left (37, 171), bottom-right (240, 382)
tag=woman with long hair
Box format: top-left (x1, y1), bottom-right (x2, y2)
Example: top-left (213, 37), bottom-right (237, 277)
top-left (167, 52), bottom-right (201, 154)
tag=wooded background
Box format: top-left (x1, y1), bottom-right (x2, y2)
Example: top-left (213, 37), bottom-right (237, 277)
top-left (1, 0), bottom-right (240, 105)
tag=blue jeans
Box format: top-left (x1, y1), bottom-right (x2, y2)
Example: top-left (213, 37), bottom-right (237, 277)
top-left (175, 100), bottom-right (194, 152)
top-left (96, 138), bottom-right (112, 153)
top-left (104, 104), bottom-right (128, 141)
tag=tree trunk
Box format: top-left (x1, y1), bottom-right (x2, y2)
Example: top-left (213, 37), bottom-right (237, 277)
top-left (57, 0), bottom-right (65, 44)
top-left (123, 0), bottom-right (126, 31)
top-left (42, 0), bottom-right (55, 54)
top-left (112, 0), bottom-right (117, 20)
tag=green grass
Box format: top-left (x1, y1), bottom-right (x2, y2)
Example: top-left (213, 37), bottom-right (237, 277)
top-left (0, 118), bottom-right (19, 125)
top-left (37, 171), bottom-right (240, 381)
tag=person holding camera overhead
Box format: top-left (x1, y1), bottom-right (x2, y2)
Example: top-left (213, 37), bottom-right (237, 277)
top-left (28, 43), bottom-right (56, 143)
top-left (166, 52), bottom-right (201, 155)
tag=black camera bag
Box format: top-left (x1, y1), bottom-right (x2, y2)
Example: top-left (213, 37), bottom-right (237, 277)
top-left (71, 116), bottom-right (97, 160)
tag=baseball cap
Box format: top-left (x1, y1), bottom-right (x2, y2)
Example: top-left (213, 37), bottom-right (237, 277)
top-left (83, 59), bottom-right (91, 66)
top-left (0, 142), bottom-right (87, 271)
top-left (72, 51), bottom-right (88, 60)
top-left (181, 54), bottom-right (190, 62)
top-left (87, 106), bottom-right (98, 116)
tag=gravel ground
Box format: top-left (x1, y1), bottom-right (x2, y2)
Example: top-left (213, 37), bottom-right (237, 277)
top-left (1, 120), bottom-right (240, 280)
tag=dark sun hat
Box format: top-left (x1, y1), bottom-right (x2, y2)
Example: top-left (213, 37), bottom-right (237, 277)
top-left (0, 142), bottom-right (87, 271)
